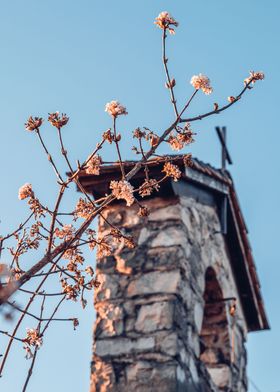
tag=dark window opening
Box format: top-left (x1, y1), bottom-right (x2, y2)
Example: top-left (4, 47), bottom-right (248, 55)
top-left (199, 267), bottom-right (231, 390)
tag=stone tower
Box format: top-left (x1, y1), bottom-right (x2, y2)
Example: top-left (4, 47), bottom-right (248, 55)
top-left (79, 157), bottom-right (269, 392)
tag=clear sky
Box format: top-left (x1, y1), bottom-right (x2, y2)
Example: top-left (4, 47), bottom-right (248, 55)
top-left (0, 1), bottom-right (279, 391)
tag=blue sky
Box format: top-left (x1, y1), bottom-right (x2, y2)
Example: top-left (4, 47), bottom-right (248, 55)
top-left (0, 1), bottom-right (279, 391)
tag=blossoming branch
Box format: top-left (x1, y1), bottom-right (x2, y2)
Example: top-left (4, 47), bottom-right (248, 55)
top-left (0, 10), bottom-right (264, 391)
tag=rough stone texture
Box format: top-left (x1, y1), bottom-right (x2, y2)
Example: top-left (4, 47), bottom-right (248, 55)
top-left (207, 366), bottom-right (231, 389)
top-left (135, 301), bottom-right (173, 332)
top-left (127, 270), bottom-right (181, 297)
top-left (91, 195), bottom-right (248, 392)
top-left (95, 336), bottom-right (155, 357)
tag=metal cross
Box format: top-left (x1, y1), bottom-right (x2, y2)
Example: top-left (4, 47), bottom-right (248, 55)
top-left (215, 126), bottom-right (233, 172)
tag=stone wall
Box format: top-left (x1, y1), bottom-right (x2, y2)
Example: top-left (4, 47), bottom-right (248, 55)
top-left (90, 195), bottom-right (248, 392)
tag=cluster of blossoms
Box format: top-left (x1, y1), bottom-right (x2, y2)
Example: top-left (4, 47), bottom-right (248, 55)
top-left (63, 247), bottom-right (84, 271)
top-left (148, 132), bottom-right (160, 147)
top-left (48, 112), bottom-right (69, 128)
top-left (133, 128), bottom-right (146, 139)
top-left (61, 264), bottom-right (99, 301)
top-left (105, 101), bottom-right (127, 118)
top-left (85, 155), bottom-right (102, 175)
top-left (18, 184), bottom-right (45, 217)
top-left (25, 112), bottom-right (70, 131)
top-left (190, 74), bottom-right (213, 95)
top-left (183, 153), bottom-right (193, 167)
top-left (138, 205), bottom-right (150, 217)
top-left (61, 241), bottom-right (101, 303)
top-left (25, 116), bottom-right (43, 132)
top-left (139, 178), bottom-right (160, 197)
top-left (110, 180), bottom-right (134, 206)
top-left (97, 236), bottom-right (112, 259)
top-left (109, 228), bottom-right (135, 249)
top-left (168, 125), bottom-right (195, 151)
top-left (168, 134), bottom-right (184, 151)
top-left (9, 267), bottom-right (23, 281)
top-left (28, 197), bottom-right (45, 218)
top-left (95, 230), bottom-right (135, 260)
top-left (23, 237), bottom-right (40, 252)
top-left (7, 230), bottom-right (42, 282)
top-left (154, 11), bottom-right (178, 34)
top-left (29, 222), bottom-right (42, 237)
top-left (24, 328), bottom-right (42, 349)
top-left (162, 162), bottom-right (182, 181)
top-left (133, 128), bottom-right (160, 148)
top-left (61, 278), bottom-right (80, 301)
top-left (123, 236), bottom-right (135, 249)
top-left (75, 198), bottom-right (95, 219)
top-left (63, 247), bottom-right (99, 294)
top-left (54, 224), bottom-right (75, 240)
top-left (103, 128), bottom-right (114, 144)
top-left (18, 183), bottom-right (34, 200)
top-left (108, 228), bottom-right (123, 244)
top-left (86, 228), bottom-right (97, 251)
top-left (85, 266), bottom-right (94, 276)
top-left (244, 71), bottom-right (265, 86)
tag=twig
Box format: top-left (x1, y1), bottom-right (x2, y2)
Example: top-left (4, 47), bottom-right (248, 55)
top-left (0, 330), bottom-right (23, 342)
top-left (113, 117), bottom-right (126, 179)
top-left (47, 185), bottom-right (66, 254)
top-left (22, 345), bottom-right (38, 391)
top-left (22, 296), bottom-right (45, 392)
top-left (0, 263), bottom-right (57, 376)
top-left (35, 129), bottom-right (64, 183)
top-left (18, 288), bottom-right (65, 297)
top-left (162, 28), bottom-right (178, 117)
top-left (180, 82), bottom-right (252, 123)
top-left (41, 296), bottom-right (66, 336)
top-left (66, 139), bottom-right (106, 183)
top-left (6, 301), bottom-right (73, 322)
top-left (0, 212), bottom-right (34, 257)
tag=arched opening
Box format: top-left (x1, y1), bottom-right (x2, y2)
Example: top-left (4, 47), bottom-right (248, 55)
top-left (199, 267), bottom-right (231, 390)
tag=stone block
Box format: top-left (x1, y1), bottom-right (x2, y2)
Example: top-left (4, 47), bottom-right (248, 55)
top-left (135, 301), bottom-right (173, 333)
top-left (124, 249), bottom-right (147, 271)
top-left (95, 304), bottom-right (124, 337)
top-left (151, 227), bottom-right (187, 248)
top-left (125, 317), bottom-right (136, 332)
top-left (200, 349), bottom-right (219, 365)
top-left (156, 332), bottom-right (178, 356)
top-left (96, 256), bottom-right (116, 273)
top-left (126, 361), bottom-right (177, 392)
top-left (180, 205), bottom-right (193, 234)
top-left (145, 246), bottom-right (188, 272)
top-left (90, 360), bottom-right (115, 392)
top-left (207, 365), bottom-right (231, 389)
top-left (148, 205), bottom-right (180, 222)
top-left (94, 274), bottom-right (120, 302)
top-left (95, 337), bottom-right (155, 357)
top-left (176, 365), bottom-right (186, 384)
top-left (188, 356), bottom-right (199, 384)
top-left (194, 301), bottom-right (204, 332)
top-left (190, 206), bottom-right (201, 226)
top-left (138, 227), bottom-right (152, 245)
top-left (127, 270), bottom-right (181, 297)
